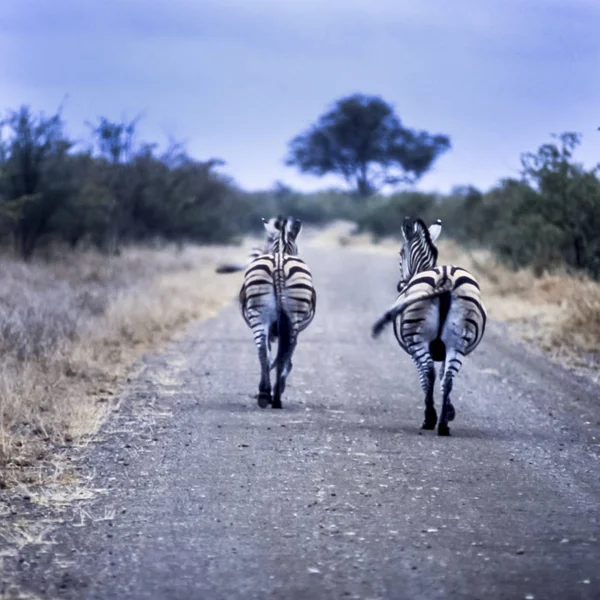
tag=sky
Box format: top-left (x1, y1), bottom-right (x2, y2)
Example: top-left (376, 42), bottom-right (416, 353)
top-left (1, 0), bottom-right (599, 194)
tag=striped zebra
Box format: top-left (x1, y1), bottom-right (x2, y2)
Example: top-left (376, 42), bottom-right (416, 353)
top-left (371, 217), bottom-right (486, 436)
top-left (239, 216), bottom-right (316, 409)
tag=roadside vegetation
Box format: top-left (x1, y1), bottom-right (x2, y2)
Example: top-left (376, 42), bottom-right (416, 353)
top-left (1, 93), bottom-right (598, 488)
top-left (0, 243), bottom-right (248, 488)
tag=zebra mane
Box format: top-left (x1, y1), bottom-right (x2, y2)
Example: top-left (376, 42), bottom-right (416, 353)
top-left (402, 217), bottom-right (439, 265)
top-left (397, 217), bottom-right (440, 290)
top-left (264, 215), bottom-right (302, 255)
top-left (402, 217), bottom-right (439, 251)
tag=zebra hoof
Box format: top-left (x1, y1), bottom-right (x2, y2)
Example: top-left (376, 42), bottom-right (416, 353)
top-left (446, 404), bottom-right (456, 422)
top-left (422, 409), bottom-right (437, 430)
top-left (271, 399), bottom-right (283, 409)
top-left (438, 423), bottom-right (451, 436)
top-left (257, 393), bottom-right (271, 409)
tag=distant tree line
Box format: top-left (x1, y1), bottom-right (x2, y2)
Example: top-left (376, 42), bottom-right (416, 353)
top-left (0, 94), bottom-right (449, 259)
top-left (355, 133), bottom-right (600, 278)
top-left (0, 105), bottom-right (254, 258)
top-left (2, 98), bottom-right (599, 280)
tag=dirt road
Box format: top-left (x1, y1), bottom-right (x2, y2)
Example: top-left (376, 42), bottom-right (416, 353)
top-left (4, 245), bottom-right (600, 599)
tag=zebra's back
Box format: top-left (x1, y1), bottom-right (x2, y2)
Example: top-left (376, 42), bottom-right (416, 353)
top-left (279, 255), bottom-right (316, 333)
top-left (240, 253), bottom-right (316, 333)
top-left (394, 265), bottom-right (486, 358)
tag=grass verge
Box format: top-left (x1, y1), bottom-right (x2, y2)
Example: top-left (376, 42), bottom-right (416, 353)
top-left (0, 243), bottom-right (247, 489)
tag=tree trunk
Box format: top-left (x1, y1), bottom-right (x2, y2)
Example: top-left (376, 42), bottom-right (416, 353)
top-left (356, 176), bottom-right (371, 198)
top-left (573, 235), bottom-right (584, 269)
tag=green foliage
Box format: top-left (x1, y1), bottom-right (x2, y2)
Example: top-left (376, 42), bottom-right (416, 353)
top-left (2, 102), bottom-right (598, 282)
top-left (443, 134), bottom-right (600, 278)
top-left (516, 133), bottom-right (600, 275)
top-left (243, 183), bottom-right (361, 229)
top-left (355, 191), bottom-right (439, 239)
top-left (355, 133), bottom-right (600, 279)
top-left (0, 106), bottom-right (252, 257)
top-left (285, 94), bottom-right (451, 197)
top-left (0, 106), bottom-right (74, 258)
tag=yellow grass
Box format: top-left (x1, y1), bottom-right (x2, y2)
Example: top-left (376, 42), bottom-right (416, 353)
top-left (2, 222), bottom-right (598, 486)
top-left (320, 221), bottom-right (600, 374)
top-left (0, 243), bottom-right (249, 488)
top-left (434, 241), bottom-right (600, 361)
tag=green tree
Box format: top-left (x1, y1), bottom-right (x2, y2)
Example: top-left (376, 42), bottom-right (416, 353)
top-left (0, 105), bottom-right (74, 258)
top-left (519, 132), bottom-right (600, 275)
top-left (465, 133), bottom-right (600, 277)
top-left (285, 94), bottom-right (450, 197)
top-left (355, 191), bottom-right (439, 239)
top-left (86, 116), bottom-right (142, 253)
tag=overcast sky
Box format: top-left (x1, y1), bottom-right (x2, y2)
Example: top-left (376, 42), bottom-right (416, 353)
top-left (2, 0), bottom-right (599, 194)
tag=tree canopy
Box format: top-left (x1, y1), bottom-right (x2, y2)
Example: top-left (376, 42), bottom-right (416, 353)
top-left (285, 94), bottom-right (451, 197)
top-left (0, 105), bottom-right (246, 258)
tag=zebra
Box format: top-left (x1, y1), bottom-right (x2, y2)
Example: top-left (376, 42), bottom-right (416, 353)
top-left (239, 215), bottom-right (316, 409)
top-left (371, 217), bottom-right (487, 436)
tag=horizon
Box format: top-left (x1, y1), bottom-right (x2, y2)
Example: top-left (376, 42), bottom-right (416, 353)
top-left (2, 0), bottom-right (600, 196)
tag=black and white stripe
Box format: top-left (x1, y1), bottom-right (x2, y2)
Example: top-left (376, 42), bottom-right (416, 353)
top-left (372, 217), bottom-right (487, 436)
top-left (240, 215), bottom-right (316, 409)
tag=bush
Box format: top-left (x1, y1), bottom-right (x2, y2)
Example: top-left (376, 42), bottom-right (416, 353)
top-left (2, 103), bottom-right (598, 282)
top-left (354, 133), bottom-right (600, 280)
top-left (0, 106), bottom-right (254, 257)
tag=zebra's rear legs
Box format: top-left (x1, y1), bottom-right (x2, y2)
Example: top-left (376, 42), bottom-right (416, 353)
top-left (437, 349), bottom-right (463, 436)
top-left (437, 374), bottom-right (454, 436)
top-left (272, 338), bottom-right (296, 409)
top-left (438, 359), bottom-right (455, 427)
top-left (256, 335), bottom-right (272, 408)
top-left (411, 349), bottom-right (437, 430)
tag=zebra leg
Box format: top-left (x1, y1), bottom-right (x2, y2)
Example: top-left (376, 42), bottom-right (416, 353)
top-left (272, 335), bottom-right (297, 409)
top-left (256, 333), bottom-right (272, 408)
top-left (410, 346), bottom-right (437, 429)
top-left (438, 349), bottom-right (463, 436)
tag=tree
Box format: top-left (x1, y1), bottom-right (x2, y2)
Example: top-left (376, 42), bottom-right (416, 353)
top-left (285, 94), bottom-right (451, 197)
top-left (0, 105), bottom-right (74, 259)
top-left (518, 132), bottom-right (600, 275)
top-left (86, 116), bottom-right (142, 253)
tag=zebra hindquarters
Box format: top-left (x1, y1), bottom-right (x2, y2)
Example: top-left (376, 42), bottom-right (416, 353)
top-left (435, 294), bottom-right (484, 435)
top-left (245, 307), bottom-right (276, 409)
top-left (270, 263), bottom-right (316, 409)
top-left (241, 293), bottom-right (278, 409)
top-left (396, 299), bottom-right (442, 430)
top-left (271, 298), bottom-right (314, 409)
top-left (271, 310), bottom-right (296, 409)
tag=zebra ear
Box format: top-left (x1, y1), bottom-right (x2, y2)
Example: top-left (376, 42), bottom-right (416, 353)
top-left (262, 217), bottom-right (278, 236)
top-left (290, 218), bottom-right (302, 240)
top-left (428, 220), bottom-right (442, 242)
top-left (401, 217), bottom-right (414, 240)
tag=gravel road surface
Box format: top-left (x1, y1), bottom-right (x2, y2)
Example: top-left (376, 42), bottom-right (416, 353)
top-left (5, 246), bottom-right (600, 599)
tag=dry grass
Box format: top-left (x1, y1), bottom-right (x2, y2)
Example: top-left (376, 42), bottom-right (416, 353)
top-left (320, 220), bottom-right (600, 375)
top-left (434, 241), bottom-right (600, 363)
top-left (2, 222), bottom-right (598, 485)
top-left (0, 242), bottom-right (248, 487)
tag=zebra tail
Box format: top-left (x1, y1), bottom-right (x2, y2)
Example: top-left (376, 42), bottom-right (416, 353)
top-left (275, 310), bottom-right (292, 375)
top-left (371, 279), bottom-right (453, 339)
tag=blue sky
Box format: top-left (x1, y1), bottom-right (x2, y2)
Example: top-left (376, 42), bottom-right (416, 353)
top-left (2, 0), bottom-right (599, 194)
